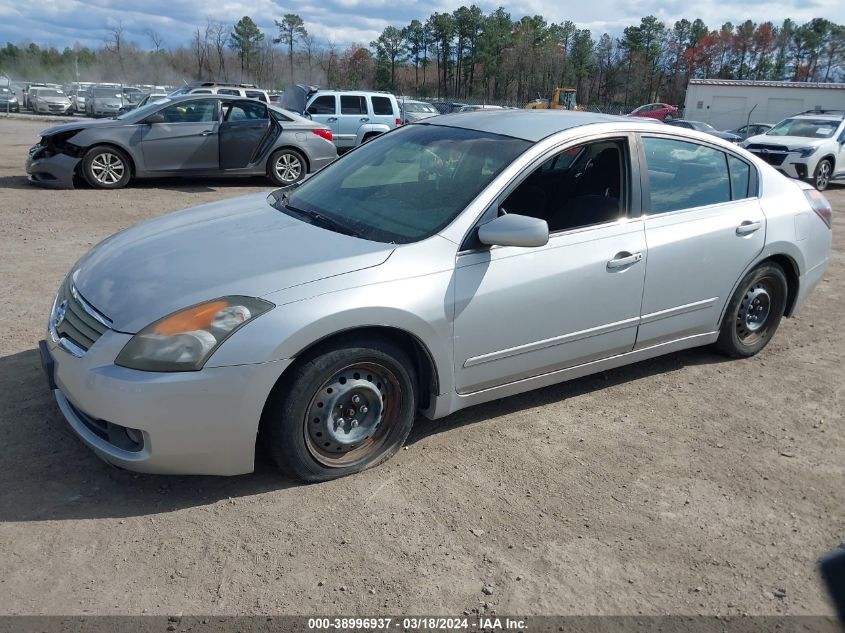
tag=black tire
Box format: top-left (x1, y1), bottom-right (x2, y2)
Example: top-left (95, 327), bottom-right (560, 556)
top-left (813, 158), bottom-right (832, 191)
top-left (267, 148), bottom-right (306, 186)
top-left (81, 146), bottom-right (131, 189)
top-left (263, 336), bottom-right (417, 482)
top-left (715, 263), bottom-right (788, 358)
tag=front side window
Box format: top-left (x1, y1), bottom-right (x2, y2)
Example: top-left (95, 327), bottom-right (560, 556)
top-left (159, 99), bottom-right (217, 123)
top-left (279, 125), bottom-right (529, 243)
top-left (501, 139), bottom-right (628, 233)
top-left (308, 95), bottom-right (336, 115)
top-left (643, 137), bottom-right (730, 213)
top-left (341, 95), bottom-right (367, 115)
top-left (372, 96), bottom-right (393, 115)
top-left (245, 90), bottom-right (267, 102)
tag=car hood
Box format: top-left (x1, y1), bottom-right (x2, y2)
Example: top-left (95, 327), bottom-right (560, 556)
top-left (72, 192), bottom-right (395, 333)
top-left (38, 96), bottom-right (71, 104)
top-left (40, 118), bottom-right (122, 137)
top-left (745, 133), bottom-right (828, 148)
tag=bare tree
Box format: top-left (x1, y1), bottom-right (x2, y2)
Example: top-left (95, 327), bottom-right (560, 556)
top-left (104, 20), bottom-right (126, 74)
top-left (145, 28), bottom-right (164, 53)
top-left (207, 19), bottom-right (229, 80)
top-left (302, 31), bottom-right (316, 82)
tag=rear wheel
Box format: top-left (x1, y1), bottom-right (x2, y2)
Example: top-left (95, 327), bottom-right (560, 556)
top-left (263, 337), bottom-right (417, 482)
top-left (81, 146), bottom-right (131, 189)
top-left (268, 148), bottom-right (305, 186)
top-left (715, 263), bottom-right (788, 358)
top-left (813, 158), bottom-right (832, 191)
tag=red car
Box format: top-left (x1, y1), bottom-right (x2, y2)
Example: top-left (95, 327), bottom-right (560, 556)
top-left (629, 102), bottom-right (679, 121)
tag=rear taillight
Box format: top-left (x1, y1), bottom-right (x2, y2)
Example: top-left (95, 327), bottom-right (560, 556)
top-left (395, 118), bottom-right (402, 126)
top-left (311, 128), bottom-right (332, 142)
top-left (804, 188), bottom-right (833, 229)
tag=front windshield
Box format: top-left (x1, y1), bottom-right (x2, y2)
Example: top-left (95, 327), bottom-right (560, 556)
top-left (767, 118), bottom-right (839, 138)
top-left (691, 121), bottom-right (715, 131)
top-left (116, 98), bottom-right (171, 120)
top-left (94, 87), bottom-right (121, 98)
top-left (279, 124), bottom-right (530, 244)
top-left (169, 87), bottom-right (191, 96)
top-left (36, 89), bottom-right (64, 97)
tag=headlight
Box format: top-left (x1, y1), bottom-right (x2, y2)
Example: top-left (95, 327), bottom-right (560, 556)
top-left (794, 147), bottom-right (817, 158)
top-left (115, 296), bottom-right (274, 372)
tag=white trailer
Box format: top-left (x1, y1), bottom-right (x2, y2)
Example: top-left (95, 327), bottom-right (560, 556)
top-left (684, 79), bottom-right (845, 130)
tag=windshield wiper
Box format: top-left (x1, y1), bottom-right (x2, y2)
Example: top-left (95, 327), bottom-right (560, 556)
top-left (280, 200), bottom-right (364, 239)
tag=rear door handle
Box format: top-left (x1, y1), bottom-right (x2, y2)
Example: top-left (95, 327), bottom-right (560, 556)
top-left (360, 117), bottom-right (370, 122)
top-left (736, 220), bottom-right (762, 236)
top-left (607, 251), bottom-right (643, 271)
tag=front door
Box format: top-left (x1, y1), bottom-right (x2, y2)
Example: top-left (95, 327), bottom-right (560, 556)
top-left (338, 94), bottom-right (370, 146)
top-left (452, 137), bottom-right (647, 394)
top-left (636, 134), bottom-right (766, 348)
top-left (139, 99), bottom-right (219, 171)
top-left (219, 100), bottom-right (272, 170)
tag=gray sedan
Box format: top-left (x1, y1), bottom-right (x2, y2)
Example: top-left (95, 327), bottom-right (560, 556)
top-left (41, 111), bottom-right (832, 481)
top-left (26, 94), bottom-right (337, 189)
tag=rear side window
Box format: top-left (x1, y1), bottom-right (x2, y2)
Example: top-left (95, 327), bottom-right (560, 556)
top-left (217, 88), bottom-right (240, 96)
top-left (245, 90), bottom-right (267, 102)
top-left (371, 96), bottom-right (393, 116)
top-left (728, 155), bottom-right (752, 200)
top-left (341, 95), bottom-right (367, 115)
top-left (643, 137), bottom-right (730, 214)
top-left (225, 100), bottom-right (267, 121)
top-left (308, 95), bottom-right (336, 115)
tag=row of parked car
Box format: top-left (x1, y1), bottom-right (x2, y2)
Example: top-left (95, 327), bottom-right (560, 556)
top-left (21, 80), bottom-right (845, 192)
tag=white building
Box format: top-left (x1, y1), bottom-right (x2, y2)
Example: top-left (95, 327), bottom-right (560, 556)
top-left (683, 79), bottom-right (845, 130)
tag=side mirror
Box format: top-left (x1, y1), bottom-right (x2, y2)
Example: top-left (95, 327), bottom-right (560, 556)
top-left (144, 113), bottom-right (165, 124)
top-left (477, 213), bottom-right (549, 248)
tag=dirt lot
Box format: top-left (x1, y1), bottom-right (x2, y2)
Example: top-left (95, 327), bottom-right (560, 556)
top-left (0, 117), bottom-right (842, 617)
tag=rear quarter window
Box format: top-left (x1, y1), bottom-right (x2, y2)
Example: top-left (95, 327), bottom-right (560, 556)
top-left (371, 96), bottom-right (394, 116)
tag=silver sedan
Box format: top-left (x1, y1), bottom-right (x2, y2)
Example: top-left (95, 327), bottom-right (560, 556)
top-left (40, 111), bottom-right (832, 481)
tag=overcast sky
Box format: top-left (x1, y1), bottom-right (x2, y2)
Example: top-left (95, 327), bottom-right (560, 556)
top-left (1, 0), bottom-right (842, 52)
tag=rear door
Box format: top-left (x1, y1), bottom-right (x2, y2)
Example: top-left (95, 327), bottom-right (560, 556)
top-left (636, 134), bottom-right (765, 348)
top-left (306, 94), bottom-right (340, 138)
top-left (219, 99), bottom-right (272, 170)
top-left (139, 98), bottom-right (219, 171)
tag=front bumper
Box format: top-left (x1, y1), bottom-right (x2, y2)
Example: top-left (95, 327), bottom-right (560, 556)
top-left (0, 102), bottom-right (19, 112)
top-left (41, 330), bottom-right (292, 475)
top-left (746, 149), bottom-right (813, 180)
top-left (26, 151), bottom-right (80, 189)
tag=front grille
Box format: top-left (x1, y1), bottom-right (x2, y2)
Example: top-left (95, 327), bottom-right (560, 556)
top-left (53, 277), bottom-right (112, 353)
top-left (746, 144), bottom-right (789, 166)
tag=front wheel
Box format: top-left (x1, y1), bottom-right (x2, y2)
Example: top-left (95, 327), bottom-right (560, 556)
top-left (715, 263), bottom-right (788, 358)
top-left (81, 146), bottom-right (131, 189)
top-left (263, 337), bottom-right (417, 482)
top-left (268, 148), bottom-right (306, 186)
top-left (813, 158), bottom-right (832, 191)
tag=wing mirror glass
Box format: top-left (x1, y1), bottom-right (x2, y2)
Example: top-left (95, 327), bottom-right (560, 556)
top-left (477, 213), bottom-right (549, 248)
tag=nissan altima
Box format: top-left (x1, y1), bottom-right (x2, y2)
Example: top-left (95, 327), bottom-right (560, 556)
top-left (40, 111), bottom-right (832, 481)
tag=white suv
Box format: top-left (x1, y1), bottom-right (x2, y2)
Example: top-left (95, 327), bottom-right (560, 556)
top-left (742, 110), bottom-right (845, 191)
top-left (305, 90), bottom-right (401, 149)
top-left (170, 82), bottom-right (270, 103)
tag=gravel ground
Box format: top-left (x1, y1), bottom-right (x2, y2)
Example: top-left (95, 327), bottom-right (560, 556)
top-left (0, 118), bottom-right (842, 617)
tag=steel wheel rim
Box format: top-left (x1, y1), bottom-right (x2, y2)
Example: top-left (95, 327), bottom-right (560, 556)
top-left (275, 153), bottom-right (302, 184)
top-left (303, 361), bottom-right (402, 468)
top-left (816, 162), bottom-right (830, 189)
top-left (736, 278), bottom-right (777, 345)
top-left (90, 152), bottom-right (125, 185)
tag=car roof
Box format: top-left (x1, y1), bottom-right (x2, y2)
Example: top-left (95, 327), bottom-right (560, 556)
top-left (790, 113), bottom-right (845, 121)
top-left (423, 110), bottom-right (635, 142)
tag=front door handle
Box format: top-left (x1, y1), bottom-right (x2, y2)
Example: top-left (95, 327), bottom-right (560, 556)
top-left (607, 251), bottom-right (643, 271)
top-left (200, 130), bottom-right (213, 136)
top-left (327, 117), bottom-right (337, 122)
top-left (736, 220), bottom-right (762, 236)
top-left (360, 117), bottom-right (370, 122)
